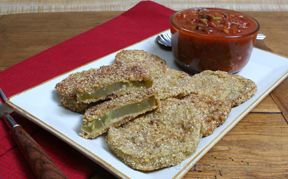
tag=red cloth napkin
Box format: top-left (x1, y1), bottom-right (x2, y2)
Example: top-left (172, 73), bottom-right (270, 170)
top-left (0, 1), bottom-right (174, 178)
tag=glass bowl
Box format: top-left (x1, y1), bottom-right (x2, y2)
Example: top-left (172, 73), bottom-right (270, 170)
top-left (170, 8), bottom-right (260, 73)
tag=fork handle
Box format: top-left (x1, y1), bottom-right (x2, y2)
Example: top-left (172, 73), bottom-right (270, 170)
top-left (12, 125), bottom-right (66, 179)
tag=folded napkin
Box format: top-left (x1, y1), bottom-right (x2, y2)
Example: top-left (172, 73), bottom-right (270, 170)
top-left (0, 1), bottom-right (174, 178)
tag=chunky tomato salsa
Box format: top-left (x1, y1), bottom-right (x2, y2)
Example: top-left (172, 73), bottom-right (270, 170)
top-left (172, 8), bottom-right (258, 36)
top-left (170, 8), bottom-right (259, 73)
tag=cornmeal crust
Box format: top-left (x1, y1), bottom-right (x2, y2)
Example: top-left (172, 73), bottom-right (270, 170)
top-left (106, 97), bottom-right (201, 171)
top-left (183, 94), bottom-right (231, 136)
top-left (55, 63), bottom-right (152, 112)
top-left (55, 68), bottom-right (98, 113)
top-left (114, 50), bottom-right (193, 99)
top-left (189, 70), bottom-right (257, 107)
top-left (114, 50), bottom-right (167, 80)
top-left (75, 64), bottom-right (152, 103)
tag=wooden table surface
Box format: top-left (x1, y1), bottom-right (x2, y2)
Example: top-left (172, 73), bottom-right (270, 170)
top-left (0, 11), bottom-right (287, 179)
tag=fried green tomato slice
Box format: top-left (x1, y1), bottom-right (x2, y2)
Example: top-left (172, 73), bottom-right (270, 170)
top-left (189, 70), bottom-right (257, 107)
top-left (75, 64), bottom-right (153, 104)
top-left (106, 98), bottom-right (202, 171)
top-left (114, 50), bottom-right (168, 80)
top-left (77, 81), bottom-right (151, 103)
top-left (182, 94), bottom-right (232, 137)
top-left (55, 63), bottom-right (152, 113)
top-left (152, 68), bottom-right (194, 100)
top-left (80, 90), bottom-right (159, 139)
top-left (114, 50), bottom-right (193, 100)
top-left (55, 68), bottom-right (99, 113)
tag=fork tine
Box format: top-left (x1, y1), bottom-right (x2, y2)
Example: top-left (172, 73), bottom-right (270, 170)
top-left (157, 32), bottom-right (172, 49)
top-left (162, 33), bottom-right (172, 43)
top-left (164, 33), bottom-right (171, 39)
top-left (159, 34), bottom-right (170, 44)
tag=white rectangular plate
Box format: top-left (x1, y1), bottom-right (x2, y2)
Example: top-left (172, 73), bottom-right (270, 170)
top-left (8, 30), bottom-right (288, 179)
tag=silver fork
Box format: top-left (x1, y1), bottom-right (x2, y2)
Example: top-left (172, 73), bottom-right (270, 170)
top-left (0, 89), bottom-right (66, 179)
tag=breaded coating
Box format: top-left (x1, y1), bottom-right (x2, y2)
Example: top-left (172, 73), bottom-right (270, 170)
top-left (114, 50), bottom-right (167, 80)
top-left (182, 94), bottom-right (231, 136)
top-left (55, 68), bottom-right (98, 113)
top-left (80, 90), bottom-right (159, 139)
top-left (114, 50), bottom-right (192, 99)
top-left (57, 97), bottom-right (92, 113)
top-left (75, 63), bottom-right (152, 103)
top-left (106, 98), bottom-right (201, 171)
top-left (55, 63), bottom-right (152, 112)
top-left (154, 68), bottom-right (193, 99)
top-left (189, 70), bottom-right (257, 107)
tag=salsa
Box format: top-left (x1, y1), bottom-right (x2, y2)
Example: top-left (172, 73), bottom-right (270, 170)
top-left (172, 8), bottom-right (257, 36)
top-left (170, 8), bottom-right (259, 73)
